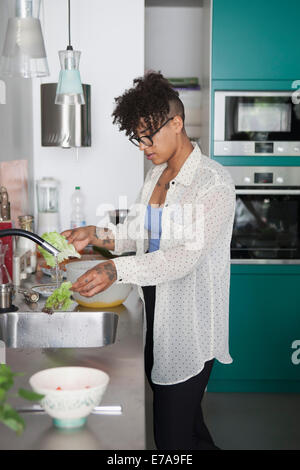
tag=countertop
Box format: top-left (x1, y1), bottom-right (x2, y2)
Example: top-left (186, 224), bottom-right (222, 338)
top-left (0, 273), bottom-right (146, 450)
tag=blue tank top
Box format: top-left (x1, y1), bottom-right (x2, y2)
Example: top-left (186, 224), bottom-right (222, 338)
top-left (144, 204), bottom-right (163, 252)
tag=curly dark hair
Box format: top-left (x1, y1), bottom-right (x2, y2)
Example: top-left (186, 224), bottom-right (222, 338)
top-left (112, 71), bottom-right (185, 137)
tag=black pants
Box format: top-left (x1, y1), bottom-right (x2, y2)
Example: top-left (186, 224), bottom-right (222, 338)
top-left (142, 285), bottom-right (219, 450)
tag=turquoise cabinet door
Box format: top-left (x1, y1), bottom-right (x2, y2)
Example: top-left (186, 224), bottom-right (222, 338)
top-left (208, 272), bottom-right (300, 392)
top-left (212, 0), bottom-right (300, 80)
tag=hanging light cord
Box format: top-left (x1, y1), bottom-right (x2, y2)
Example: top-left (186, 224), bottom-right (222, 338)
top-left (67, 0), bottom-right (73, 50)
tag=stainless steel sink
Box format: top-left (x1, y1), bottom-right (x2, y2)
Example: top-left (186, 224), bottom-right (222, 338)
top-left (0, 310), bottom-right (119, 348)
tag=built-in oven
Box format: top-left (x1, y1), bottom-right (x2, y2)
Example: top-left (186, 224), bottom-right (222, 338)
top-left (227, 166), bottom-right (300, 264)
top-left (214, 91), bottom-right (300, 156)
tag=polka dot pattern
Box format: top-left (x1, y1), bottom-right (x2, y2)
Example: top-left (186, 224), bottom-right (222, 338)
top-left (111, 143), bottom-right (236, 385)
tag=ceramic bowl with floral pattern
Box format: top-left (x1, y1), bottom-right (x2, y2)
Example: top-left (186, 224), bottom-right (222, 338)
top-left (29, 367), bottom-right (109, 429)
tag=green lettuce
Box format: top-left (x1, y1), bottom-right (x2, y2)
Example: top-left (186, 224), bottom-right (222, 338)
top-left (38, 231), bottom-right (81, 267)
top-left (44, 282), bottom-right (73, 312)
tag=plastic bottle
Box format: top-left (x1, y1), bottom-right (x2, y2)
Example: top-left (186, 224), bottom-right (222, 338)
top-left (70, 186), bottom-right (86, 229)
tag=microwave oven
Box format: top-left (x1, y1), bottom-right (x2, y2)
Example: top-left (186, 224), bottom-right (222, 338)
top-left (214, 91), bottom-right (300, 156)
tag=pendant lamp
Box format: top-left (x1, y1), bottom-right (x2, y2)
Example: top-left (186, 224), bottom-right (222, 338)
top-left (55, 0), bottom-right (85, 105)
top-left (0, 0), bottom-right (49, 78)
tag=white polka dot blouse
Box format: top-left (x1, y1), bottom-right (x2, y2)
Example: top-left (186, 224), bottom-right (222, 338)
top-left (108, 143), bottom-right (236, 385)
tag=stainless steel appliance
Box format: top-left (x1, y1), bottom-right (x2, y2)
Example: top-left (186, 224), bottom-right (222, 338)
top-left (214, 91), bottom-right (300, 156)
top-left (108, 209), bottom-right (129, 225)
top-left (41, 83), bottom-right (91, 148)
top-left (227, 166), bottom-right (300, 264)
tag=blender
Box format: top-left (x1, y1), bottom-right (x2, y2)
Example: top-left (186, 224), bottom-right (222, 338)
top-left (36, 178), bottom-right (60, 236)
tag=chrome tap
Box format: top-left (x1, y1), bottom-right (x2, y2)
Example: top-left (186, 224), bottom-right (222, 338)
top-left (0, 229), bottom-right (60, 257)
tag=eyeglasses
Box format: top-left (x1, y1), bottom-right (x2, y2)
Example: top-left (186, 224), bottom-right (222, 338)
top-left (129, 117), bottom-right (174, 147)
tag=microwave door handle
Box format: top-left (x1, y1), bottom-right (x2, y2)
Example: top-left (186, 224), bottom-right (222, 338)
top-left (235, 189), bottom-right (300, 195)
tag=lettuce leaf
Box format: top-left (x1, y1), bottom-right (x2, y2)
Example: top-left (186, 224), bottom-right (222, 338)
top-left (38, 231), bottom-right (81, 267)
top-left (44, 282), bottom-right (73, 311)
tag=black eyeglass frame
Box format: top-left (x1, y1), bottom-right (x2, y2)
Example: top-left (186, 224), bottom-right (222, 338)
top-left (129, 117), bottom-right (174, 147)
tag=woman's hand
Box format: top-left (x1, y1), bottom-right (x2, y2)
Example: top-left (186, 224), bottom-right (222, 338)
top-left (71, 260), bottom-right (117, 297)
top-left (62, 226), bottom-right (115, 252)
top-left (61, 226), bottom-right (96, 252)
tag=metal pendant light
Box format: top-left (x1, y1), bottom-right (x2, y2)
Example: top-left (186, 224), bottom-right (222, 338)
top-left (0, 0), bottom-right (49, 78)
top-left (55, 0), bottom-right (85, 105)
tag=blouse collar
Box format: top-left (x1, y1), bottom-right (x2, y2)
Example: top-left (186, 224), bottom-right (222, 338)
top-left (150, 142), bottom-right (202, 187)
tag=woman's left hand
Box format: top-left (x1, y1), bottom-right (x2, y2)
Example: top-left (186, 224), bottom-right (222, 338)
top-left (71, 260), bottom-right (117, 297)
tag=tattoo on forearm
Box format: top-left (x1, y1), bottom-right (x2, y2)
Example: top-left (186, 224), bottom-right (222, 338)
top-left (95, 262), bottom-right (116, 281)
top-left (156, 181), bottom-right (170, 190)
top-left (102, 237), bottom-right (112, 245)
top-left (95, 227), bottom-right (114, 246)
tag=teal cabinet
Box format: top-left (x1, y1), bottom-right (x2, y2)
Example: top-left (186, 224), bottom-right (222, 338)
top-left (212, 0), bottom-right (300, 80)
top-left (208, 265), bottom-right (300, 392)
top-left (208, 2), bottom-right (300, 392)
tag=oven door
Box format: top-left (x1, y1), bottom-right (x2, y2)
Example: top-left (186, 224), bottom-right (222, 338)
top-left (214, 91), bottom-right (300, 156)
top-left (231, 188), bottom-right (300, 264)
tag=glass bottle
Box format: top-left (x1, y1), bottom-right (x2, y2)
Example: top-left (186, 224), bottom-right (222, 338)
top-left (18, 215), bottom-right (37, 272)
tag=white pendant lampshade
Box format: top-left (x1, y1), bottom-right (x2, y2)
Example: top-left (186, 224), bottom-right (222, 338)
top-left (0, 0), bottom-right (49, 78)
top-left (55, 49), bottom-right (85, 105)
top-left (55, 0), bottom-right (85, 106)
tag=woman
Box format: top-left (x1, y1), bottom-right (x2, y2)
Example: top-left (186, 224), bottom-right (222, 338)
top-left (63, 72), bottom-right (236, 450)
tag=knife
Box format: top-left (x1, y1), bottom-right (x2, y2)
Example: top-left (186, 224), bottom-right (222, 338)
top-left (16, 404), bottom-right (122, 415)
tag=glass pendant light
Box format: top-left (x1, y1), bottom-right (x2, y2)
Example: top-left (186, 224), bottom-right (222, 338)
top-left (0, 0), bottom-right (49, 78)
top-left (55, 0), bottom-right (85, 105)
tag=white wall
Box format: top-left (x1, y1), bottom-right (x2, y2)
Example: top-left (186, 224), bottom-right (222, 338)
top-left (32, 0), bottom-right (145, 231)
top-left (0, 0), bottom-right (34, 214)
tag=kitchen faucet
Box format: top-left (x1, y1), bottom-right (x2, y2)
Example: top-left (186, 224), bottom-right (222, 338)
top-left (0, 229), bottom-right (60, 257)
